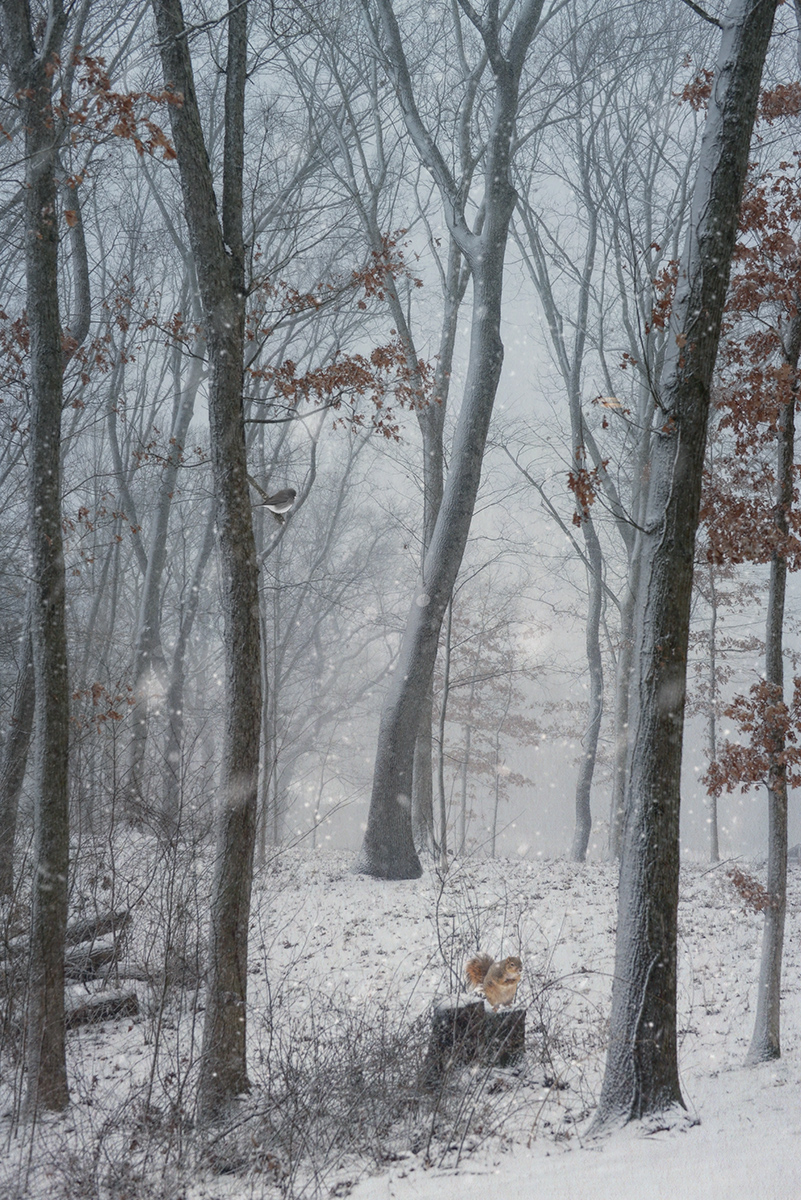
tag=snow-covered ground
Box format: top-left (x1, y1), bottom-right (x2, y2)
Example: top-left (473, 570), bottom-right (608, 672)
top-left (2, 846), bottom-right (799, 1198)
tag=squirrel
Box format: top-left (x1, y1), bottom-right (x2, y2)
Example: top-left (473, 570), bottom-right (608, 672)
top-left (465, 953), bottom-right (522, 1010)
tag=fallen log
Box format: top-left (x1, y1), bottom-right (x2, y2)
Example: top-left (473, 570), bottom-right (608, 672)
top-left (65, 909), bottom-right (132, 947)
top-left (64, 935), bottom-right (119, 982)
top-left (423, 999), bottom-right (525, 1088)
top-left (65, 987), bottom-right (139, 1029)
top-left (3, 908), bottom-right (132, 961)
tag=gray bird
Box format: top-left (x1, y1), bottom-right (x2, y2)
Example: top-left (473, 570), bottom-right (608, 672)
top-left (261, 487), bottom-right (296, 523)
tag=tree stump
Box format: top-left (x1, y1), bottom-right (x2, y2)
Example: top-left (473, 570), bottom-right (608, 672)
top-left (423, 999), bottom-right (525, 1088)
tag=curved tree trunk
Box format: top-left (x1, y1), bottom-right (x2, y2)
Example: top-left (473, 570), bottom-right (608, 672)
top-left (411, 245), bottom-right (468, 851)
top-left (591, 0), bottom-right (778, 1133)
top-left (356, 0), bottom-right (544, 879)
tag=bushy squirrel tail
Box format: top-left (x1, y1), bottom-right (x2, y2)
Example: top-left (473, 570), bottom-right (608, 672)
top-left (466, 952), bottom-right (494, 989)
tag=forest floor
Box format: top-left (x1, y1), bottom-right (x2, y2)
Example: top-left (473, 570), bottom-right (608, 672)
top-left (1, 844), bottom-right (800, 1198)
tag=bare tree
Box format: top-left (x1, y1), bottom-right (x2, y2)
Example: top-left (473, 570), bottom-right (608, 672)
top-left (355, 0), bottom-right (551, 879)
top-left (0, 0), bottom-right (71, 1114)
top-left (152, 0), bottom-right (262, 1119)
top-left (590, 0), bottom-right (779, 1133)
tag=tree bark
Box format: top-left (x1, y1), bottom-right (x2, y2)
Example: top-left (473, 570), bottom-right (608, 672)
top-left (355, 0), bottom-right (545, 879)
top-left (0, 616), bottom-right (34, 898)
top-left (0, 0), bottom-right (71, 1115)
top-left (706, 562), bottom-right (721, 864)
top-left (163, 505), bottom-right (217, 832)
top-left (152, 0), bottom-right (262, 1120)
top-left (591, 0), bottom-right (778, 1133)
top-left (571, 515), bottom-right (604, 862)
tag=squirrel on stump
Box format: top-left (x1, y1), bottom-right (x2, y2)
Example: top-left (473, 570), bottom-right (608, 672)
top-left (466, 953), bottom-right (522, 1010)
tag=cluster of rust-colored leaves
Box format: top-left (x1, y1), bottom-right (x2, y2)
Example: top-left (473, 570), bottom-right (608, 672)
top-left (55, 50), bottom-right (179, 160)
top-left (567, 447), bottom-right (608, 526)
top-left (706, 678), bottom-right (801, 797)
top-left (727, 866), bottom-right (777, 914)
top-left (245, 233), bottom-right (432, 440)
top-left (694, 85), bottom-right (801, 797)
top-left (701, 85), bottom-right (801, 570)
top-left (71, 681), bottom-right (135, 732)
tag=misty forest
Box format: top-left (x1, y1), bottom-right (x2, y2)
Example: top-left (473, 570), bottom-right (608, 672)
top-left (2, 0), bottom-right (801, 1195)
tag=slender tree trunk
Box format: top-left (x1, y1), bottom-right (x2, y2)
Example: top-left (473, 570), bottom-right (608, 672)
top-left (356, 0), bottom-right (544, 878)
top-left (746, 312), bottom-right (800, 1062)
top-left (0, 71), bottom-right (93, 896)
top-left (1, 0), bottom-right (71, 1115)
top-left (459, 722), bottom-right (472, 855)
top-left (591, 0), bottom-right (778, 1133)
top-left (571, 516), bottom-right (604, 862)
top-left (609, 580), bottom-right (635, 858)
top-left (706, 563), bottom-right (721, 864)
top-left (163, 506), bottom-right (216, 832)
top-left (436, 600), bottom-right (453, 871)
top-left (152, 0), bottom-right (262, 1119)
top-left (127, 347), bottom-right (205, 819)
top-left (0, 616), bottom-right (34, 898)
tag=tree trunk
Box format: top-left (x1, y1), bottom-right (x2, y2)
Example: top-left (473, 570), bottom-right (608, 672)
top-left (126, 347), bottom-right (205, 820)
top-left (706, 562), bottom-right (721, 864)
top-left (609, 580), bottom-right (635, 858)
top-left (459, 722), bottom-right (472, 855)
top-left (152, 0), bottom-right (262, 1120)
top-left (591, 0), bottom-right (778, 1133)
top-left (436, 600), bottom-right (453, 869)
top-left (0, 0), bottom-right (71, 1115)
top-left (571, 516), bottom-right (604, 862)
top-left (411, 245), bottom-right (467, 850)
top-left (0, 616), bottom-right (34, 898)
top-left (356, 0), bottom-right (544, 879)
top-left (412, 681), bottom-right (437, 852)
top-left (746, 314), bottom-right (800, 1063)
top-left (163, 506), bottom-right (217, 832)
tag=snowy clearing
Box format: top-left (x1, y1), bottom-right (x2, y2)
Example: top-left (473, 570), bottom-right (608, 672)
top-left (2, 846), bottom-right (799, 1198)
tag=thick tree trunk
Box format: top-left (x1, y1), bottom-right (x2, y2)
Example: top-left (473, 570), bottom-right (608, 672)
top-left (591, 0), bottom-right (778, 1133)
top-left (356, 0), bottom-right (544, 879)
top-left (1, 0), bottom-right (71, 1115)
top-left (746, 320), bottom-right (799, 1062)
top-left (355, 265), bottom-right (511, 879)
top-left (152, 0), bottom-right (262, 1120)
top-left (412, 681), bottom-right (437, 851)
top-left (411, 247), bottom-right (467, 850)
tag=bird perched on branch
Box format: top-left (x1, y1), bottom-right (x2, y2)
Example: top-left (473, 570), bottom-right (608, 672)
top-left (466, 953), bottom-right (522, 1010)
top-left (247, 475), bottom-right (297, 522)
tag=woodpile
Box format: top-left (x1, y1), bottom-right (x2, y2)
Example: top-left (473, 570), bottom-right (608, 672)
top-left (2, 908), bottom-right (140, 1029)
